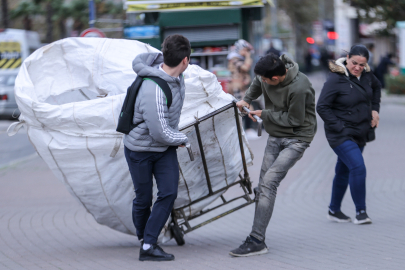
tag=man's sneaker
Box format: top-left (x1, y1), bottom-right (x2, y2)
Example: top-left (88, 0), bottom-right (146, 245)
top-left (353, 210), bottom-right (372, 225)
top-left (327, 210), bottom-right (351, 223)
top-left (139, 244), bottom-right (175, 261)
top-left (229, 236), bottom-right (268, 257)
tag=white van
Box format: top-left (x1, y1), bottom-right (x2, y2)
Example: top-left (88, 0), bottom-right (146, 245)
top-left (0, 29), bottom-right (42, 119)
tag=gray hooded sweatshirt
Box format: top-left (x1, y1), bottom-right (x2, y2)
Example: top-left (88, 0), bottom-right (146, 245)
top-left (123, 52), bottom-right (188, 152)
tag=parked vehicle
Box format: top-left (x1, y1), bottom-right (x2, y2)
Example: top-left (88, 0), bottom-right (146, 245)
top-left (0, 29), bottom-right (41, 119)
top-left (0, 72), bottom-right (18, 119)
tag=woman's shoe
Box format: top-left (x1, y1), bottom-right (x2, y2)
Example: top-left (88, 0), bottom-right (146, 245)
top-left (353, 210), bottom-right (372, 225)
top-left (327, 210), bottom-right (352, 223)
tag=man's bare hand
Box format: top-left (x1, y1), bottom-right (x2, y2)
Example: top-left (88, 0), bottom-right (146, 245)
top-left (179, 144), bottom-right (185, 148)
top-left (239, 48), bottom-right (251, 57)
top-left (248, 110), bottom-right (262, 122)
top-left (236, 100), bottom-right (250, 112)
top-left (371, 110), bottom-right (379, 128)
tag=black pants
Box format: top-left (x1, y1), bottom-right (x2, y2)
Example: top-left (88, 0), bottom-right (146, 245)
top-left (124, 146), bottom-right (179, 244)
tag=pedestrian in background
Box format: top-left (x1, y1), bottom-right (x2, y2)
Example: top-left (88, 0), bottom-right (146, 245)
top-left (227, 39), bottom-right (253, 101)
top-left (374, 53), bottom-right (395, 88)
top-left (230, 53), bottom-right (317, 257)
top-left (320, 46), bottom-right (331, 79)
top-left (124, 35), bottom-right (191, 261)
top-left (227, 39), bottom-right (259, 138)
top-left (266, 42), bottom-right (281, 57)
top-left (305, 49), bottom-right (313, 73)
top-left (317, 44), bottom-right (381, 225)
top-left (367, 43), bottom-right (375, 71)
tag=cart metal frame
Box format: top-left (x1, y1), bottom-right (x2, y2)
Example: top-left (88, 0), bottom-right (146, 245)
top-left (170, 101), bottom-right (262, 245)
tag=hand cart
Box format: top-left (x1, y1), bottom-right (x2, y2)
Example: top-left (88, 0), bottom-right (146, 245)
top-left (169, 101), bottom-right (262, 245)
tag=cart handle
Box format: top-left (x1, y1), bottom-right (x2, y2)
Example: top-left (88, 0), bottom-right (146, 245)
top-left (184, 143), bottom-right (194, 161)
top-left (241, 106), bottom-right (263, 137)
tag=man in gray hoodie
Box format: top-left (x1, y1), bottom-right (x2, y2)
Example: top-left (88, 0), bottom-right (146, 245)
top-left (124, 35), bottom-right (190, 261)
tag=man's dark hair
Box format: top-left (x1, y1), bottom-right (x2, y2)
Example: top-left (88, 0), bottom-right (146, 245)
top-left (161, 35), bottom-right (191, 67)
top-left (254, 53), bottom-right (286, 78)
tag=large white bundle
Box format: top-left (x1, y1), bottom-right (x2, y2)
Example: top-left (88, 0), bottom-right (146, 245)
top-left (11, 38), bottom-right (252, 241)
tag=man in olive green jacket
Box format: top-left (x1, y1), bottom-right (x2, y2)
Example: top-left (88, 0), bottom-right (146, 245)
top-left (230, 53), bottom-right (317, 257)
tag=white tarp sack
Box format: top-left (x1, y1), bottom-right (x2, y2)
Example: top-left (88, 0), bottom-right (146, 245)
top-left (10, 38), bottom-right (253, 241)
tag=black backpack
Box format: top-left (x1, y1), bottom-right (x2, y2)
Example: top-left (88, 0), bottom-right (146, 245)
top-left (116, 76), bottom-right (172, 134)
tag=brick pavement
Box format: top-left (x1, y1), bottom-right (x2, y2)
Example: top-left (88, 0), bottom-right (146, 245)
top-left (1, 72), bottom-right (404, 269)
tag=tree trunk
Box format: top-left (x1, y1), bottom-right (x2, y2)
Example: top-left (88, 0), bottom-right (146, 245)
top-left (23, 15), bottom-right (32, 31)
top-left (45, 2), bottom-right (53, 43)
top-left (59, 19), bottom-right (66, 39)
top-left (1, 0), bottom-right (9, 28)
top-left (295, 22), bottom-right (305, 64)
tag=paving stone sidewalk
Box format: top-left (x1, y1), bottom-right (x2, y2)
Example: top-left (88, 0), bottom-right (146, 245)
top-left (0, 72), bottom-right (404, 270)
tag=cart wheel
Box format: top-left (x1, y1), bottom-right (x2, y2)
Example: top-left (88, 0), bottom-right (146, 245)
top-left (170, 223), bottom-right (185, 246)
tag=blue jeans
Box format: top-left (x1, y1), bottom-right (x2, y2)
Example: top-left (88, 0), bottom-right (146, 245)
top-left (124, 146), bottom-right (179, 244)
top-left (330, 140), bottom-right (366, 212)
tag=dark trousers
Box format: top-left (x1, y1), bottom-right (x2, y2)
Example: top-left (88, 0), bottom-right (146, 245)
top-left (124, 146), bottom-right (179, 244)
top-left (330, 140), bottom-right (366, 212)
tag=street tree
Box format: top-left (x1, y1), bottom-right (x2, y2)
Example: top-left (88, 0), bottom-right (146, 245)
top-left (278, 0), bottom-right (319, 63)
top-left (1, 0), bottom-right (9, 28)
top-left (9, 1), bottom-right (41, 31)
top-left (346, 0), bottom-right (405, 32)
top-left (51, 0), bottom-right (70, 39)
top-left (68, 0), bottom-right (88, 35)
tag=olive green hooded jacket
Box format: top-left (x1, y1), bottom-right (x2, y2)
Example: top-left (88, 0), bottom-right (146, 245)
top-left (243, 55), bottom-right (317, 142)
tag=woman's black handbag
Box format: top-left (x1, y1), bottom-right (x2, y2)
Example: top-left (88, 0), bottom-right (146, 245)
top-left (367, 127), bottom-right (376, 142)
top-left (343, 76), bottom-right (376, 142)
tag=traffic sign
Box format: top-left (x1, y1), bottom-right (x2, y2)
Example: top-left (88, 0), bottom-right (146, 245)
top-left (80, 28), bottom-right (106, 38)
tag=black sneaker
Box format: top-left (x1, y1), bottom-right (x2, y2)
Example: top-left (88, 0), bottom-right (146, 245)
top-left (229, 236), bottom-right (268, 257)
top-left (139, 240), bottom-right (144, 256)
top-left (327, 210), bottom-right (351, 223)
top-left (139, 244), bottom-right (175, 261)
top-left (353, 210), bottom-right (372, 225)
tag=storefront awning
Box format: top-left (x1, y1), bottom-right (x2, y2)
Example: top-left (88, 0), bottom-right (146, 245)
top-left (124, 0), bottom-right (266, 13)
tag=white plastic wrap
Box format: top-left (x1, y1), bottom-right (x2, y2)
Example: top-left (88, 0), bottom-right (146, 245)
top-left (11, 38), bottom-right (253, 241)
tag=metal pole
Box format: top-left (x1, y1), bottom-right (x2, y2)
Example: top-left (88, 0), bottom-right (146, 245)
top-left (233, 103), bottom-right (252, 194)
top-left (319, 0), bottom-right (325, 42)
top-left (89, 0), bottom-right (96, 28)
top-left (194, 123), bottom-right (214, 195)
top-left (397, 21), bottom-right (405, 74)
top-left (271, 0), bottom-right (278, 38)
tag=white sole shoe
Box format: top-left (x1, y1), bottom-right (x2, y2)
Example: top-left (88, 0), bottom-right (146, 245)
top-left (229, 248), bottom-right (269, 257)
top-left (353, 218), bottom-right (372, 225)
top-left (327, 215), bottom-right (351, 223)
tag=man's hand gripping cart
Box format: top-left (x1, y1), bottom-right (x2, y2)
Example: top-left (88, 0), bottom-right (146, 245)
top-left (169, 101), bottom-right (263, 246)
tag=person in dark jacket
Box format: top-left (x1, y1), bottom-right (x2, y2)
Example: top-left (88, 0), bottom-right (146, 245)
top-left (266, 42), bottom-right (281, 57)
top-left (317, 44), bottom-right (381, 225)
top-left (374, 53), bottom-right (395, 88)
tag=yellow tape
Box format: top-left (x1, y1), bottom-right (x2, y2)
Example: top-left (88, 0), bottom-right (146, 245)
top-left (127, 0), bottom-right (263, 11)
top-left (10, 58), bottom-right (22, 69)
top-left (1, 59), bottom-right (16, 69)
top-left (0, 41), bottom-right (22, 69)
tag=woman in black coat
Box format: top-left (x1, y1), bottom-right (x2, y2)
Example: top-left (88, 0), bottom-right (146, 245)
top-left (317, 45), bottom-right (381, 225)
